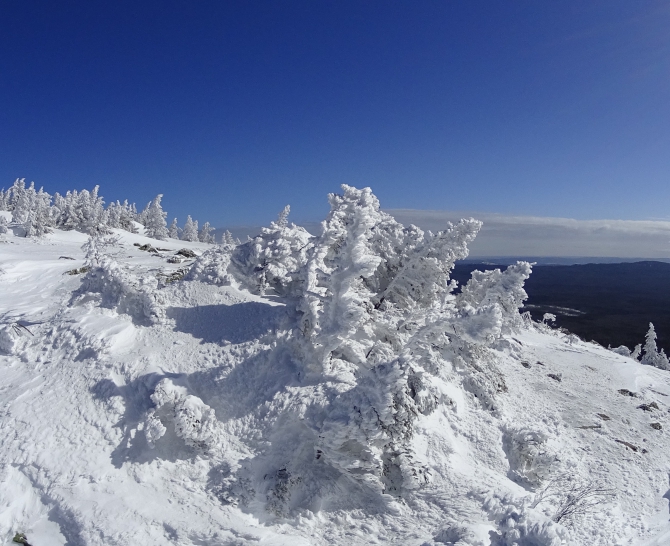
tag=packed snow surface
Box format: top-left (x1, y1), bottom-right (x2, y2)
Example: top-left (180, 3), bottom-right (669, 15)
top-left (1, 195), bottom-right (670, 546)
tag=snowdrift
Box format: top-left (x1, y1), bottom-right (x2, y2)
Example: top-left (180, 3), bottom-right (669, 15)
top-left (1, 189), bottom-right (670, 546)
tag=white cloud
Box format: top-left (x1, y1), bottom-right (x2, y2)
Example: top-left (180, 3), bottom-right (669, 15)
top-left (386, 209), bottom-right (670, 258)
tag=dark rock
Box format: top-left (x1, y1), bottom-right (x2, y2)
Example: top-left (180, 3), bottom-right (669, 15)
top-left (618, 389), bottom-right (637, 397)
top-left (615, 439), bottom-right (638, 452)
top-left (176, 248), bottom-right (197, 258)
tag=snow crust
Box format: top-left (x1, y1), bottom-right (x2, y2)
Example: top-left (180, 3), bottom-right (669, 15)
top-left (1, 190), bottom-right (670, 545)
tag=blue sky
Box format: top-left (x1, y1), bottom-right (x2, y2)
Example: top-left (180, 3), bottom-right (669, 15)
top-left (1, 1), bottom-right (669, 228)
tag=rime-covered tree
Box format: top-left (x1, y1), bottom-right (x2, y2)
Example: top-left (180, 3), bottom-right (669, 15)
top-left (11, 179), bottom-right (31, 225)
top-left (641, 323), bottom-right (669, 370)
top-left (143, 194), bottom-right (169, 240)
top-left (289, 185), bottom-right (517, 497)
top-left (168, 218), bottom-right (179, 239)
top-left (230, 206), bottom-right (312, 295)
top-left (456, 261), bottom-right (532, 334)
top-left (181, 215), bottom-right (199, 242)
top-left (0, 188), bottom-right (8, 211)
top-left (221, 230), bottom-right (237, 245)
top-left (117, 200), bottom-right (138, 233)
top-left (199, 221), bottom-right (215, 243)
top-left (276, 205), bottom-right (290, 228)
top-left (23, 188), bottom-right (53, 237)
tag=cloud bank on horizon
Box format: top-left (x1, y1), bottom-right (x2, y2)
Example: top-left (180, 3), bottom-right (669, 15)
top-left (387, 209), bottom-right (670, 259)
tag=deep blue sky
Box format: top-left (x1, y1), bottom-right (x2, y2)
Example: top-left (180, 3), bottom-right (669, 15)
top-left (1, 1), bottom-right (669, 227)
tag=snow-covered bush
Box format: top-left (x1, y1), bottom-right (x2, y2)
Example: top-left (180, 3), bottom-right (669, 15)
top-left (0, 325), bottom-right (23, 355)
top-left (143, 379), bottom-right (221, 454)
top-left (75, 236), bottom-right (164, 324)
top-left (229, 206), bottom-right (313, 296)
top-left (178, 185), bottom-right (534, 509)
top-left (456, 262), bottom-right (533, 334)
top-left (483, 492), bottom-right (569, 545)
top-left (279, 185), bottom-right (529, 497)
top-left (502, 426), bottom-right (556, 489)
top-left (185, 246), bottom-right (235, 285)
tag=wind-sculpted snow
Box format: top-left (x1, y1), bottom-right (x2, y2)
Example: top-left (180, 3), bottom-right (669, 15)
top-left (1, 190), bottom-right (670, 545)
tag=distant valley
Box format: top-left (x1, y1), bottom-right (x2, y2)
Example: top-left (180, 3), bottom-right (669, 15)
top-left (452, 261), bottom-right (670, 353)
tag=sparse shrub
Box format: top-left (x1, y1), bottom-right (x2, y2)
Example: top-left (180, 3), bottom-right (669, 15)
top-left (531, 474), bottom-right (615, 527)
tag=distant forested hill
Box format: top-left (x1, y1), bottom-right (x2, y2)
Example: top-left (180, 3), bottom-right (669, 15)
top-left (452, 261), bottom-right (670, 352)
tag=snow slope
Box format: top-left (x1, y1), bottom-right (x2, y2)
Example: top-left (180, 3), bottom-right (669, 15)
top-left (1, 212), bottom-right (670, 546)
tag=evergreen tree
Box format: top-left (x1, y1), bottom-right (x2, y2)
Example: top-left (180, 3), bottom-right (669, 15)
top-left (641, 323), bottom-right (669, 370)
top-left (221, 230), bottom-right (237, 245)
top-left (168, 218), bottom-right (179, 239)
top-left (181, 216), bottom-right (199, 242)
top-left (276, 205), bottom-right (290, 228)
top-left (11, 179), bottom-right (31, 225)
top-left (24, 188), bottom-right (53, 237)
top-left (143, 194), bottom-right (169, 240)
top-left (118, 200), bottom-right (138, 233)
top-left (198, 221), bottom-right (215, 243)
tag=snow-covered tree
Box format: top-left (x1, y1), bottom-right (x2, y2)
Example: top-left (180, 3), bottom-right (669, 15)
top-left (11, 179), bottom-right (32, 225)
top-left (0, 215), bottom-right (8, 235)
top-left (143, 194), bottom-right (169, 240)
top-left (181, 216), bottom-right (199, 242)
top-left (221, 229), bottom-right (237, 245)
top-left (198, 221), bottom-right (215, 243)
top-left (276, 205), bottom-right (290, 228)
top-left (168, 218), bottom-right (179, 239)
top-left (117, 200), bottom-right (138, 233)
top-left (230, 206), bottom-right (312, 296)
top-left (0, 188), bottom-right (8, 210)
top-left (641, 323), bottom-right (669, 370)
top-left (456, 262), bottom-right (532, 334)
top-left (287, 186), bottom-right (501, 494)
top-left (78, 186), bottom-right (108, 234)
top-left (23, 187), bottom-right (53, 237)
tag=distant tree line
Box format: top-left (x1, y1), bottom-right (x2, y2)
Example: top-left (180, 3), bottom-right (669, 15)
top-left (0, 178), bottom-right (216, 243)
